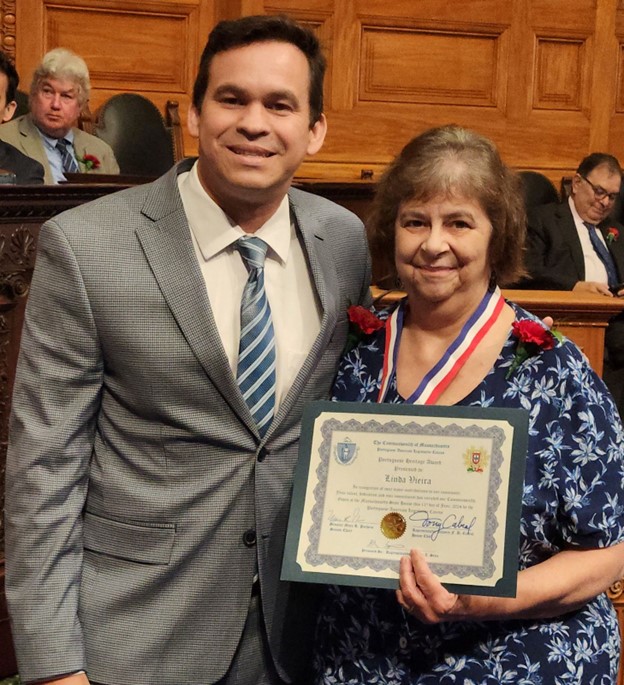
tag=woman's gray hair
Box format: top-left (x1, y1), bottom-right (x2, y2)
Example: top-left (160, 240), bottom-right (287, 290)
top-left (30, 48), bottom-right (91, 105)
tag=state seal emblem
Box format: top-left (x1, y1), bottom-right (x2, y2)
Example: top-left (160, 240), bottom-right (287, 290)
top-left (334, 437), bottom-right (358, 465)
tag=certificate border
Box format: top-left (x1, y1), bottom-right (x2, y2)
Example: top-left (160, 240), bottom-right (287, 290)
top-left (281, 401), bottom-right (528, 597)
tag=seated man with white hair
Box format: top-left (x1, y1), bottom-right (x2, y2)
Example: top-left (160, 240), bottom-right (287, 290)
top-left (0, 47), bottom-right (119, 183)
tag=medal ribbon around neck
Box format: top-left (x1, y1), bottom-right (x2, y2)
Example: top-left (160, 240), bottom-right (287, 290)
top-left (377, 286), bottom-right (506, 405)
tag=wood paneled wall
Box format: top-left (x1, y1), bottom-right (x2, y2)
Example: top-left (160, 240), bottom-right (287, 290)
top-left (2, 0), bottom-right (624, 185)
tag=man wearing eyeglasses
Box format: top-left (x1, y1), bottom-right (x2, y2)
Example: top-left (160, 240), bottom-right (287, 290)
top-left (521, 152), bottom-right (624, 415)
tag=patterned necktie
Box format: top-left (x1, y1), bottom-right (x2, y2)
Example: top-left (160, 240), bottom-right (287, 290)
top-left (584, 222), bottom-right (618, 287)
top-left (235, 237), bottom-right (276, 436)
top-left (56, 138), bottom-right (79, 174)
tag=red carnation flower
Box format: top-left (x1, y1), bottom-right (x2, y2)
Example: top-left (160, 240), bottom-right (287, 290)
top-left (345, 305), bottom-right (384, 353)
top-left (511, 320), bottom-right (556, 350)
top-left (607, 227), bottom-right (619, 244)
top-left (506, 319), bottom-right (561, 378)
top-left (78, 153), bottom-right (101, 171)
top-left (348, 305), bottom-right (384, 335)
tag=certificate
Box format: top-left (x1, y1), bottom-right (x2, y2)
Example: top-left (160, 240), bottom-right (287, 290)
top-left (281, 401), bottom-right (528, 597)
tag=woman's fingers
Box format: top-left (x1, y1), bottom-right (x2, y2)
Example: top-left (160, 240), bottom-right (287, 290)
top-left (396, 549), bottom-right (459, 623)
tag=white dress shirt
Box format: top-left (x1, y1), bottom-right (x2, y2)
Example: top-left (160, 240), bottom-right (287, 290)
top-left (178, 162), bottom-right (322, 411)
top-left (569, 195), bottom-right (610, 283)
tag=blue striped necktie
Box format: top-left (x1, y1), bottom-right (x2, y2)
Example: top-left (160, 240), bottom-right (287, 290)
top-left (584, 222), bottom-right (618, 287)
top-left (56, 138), bottom-right (79, 174)
top-left (235, 237), bottom-right (276, 436)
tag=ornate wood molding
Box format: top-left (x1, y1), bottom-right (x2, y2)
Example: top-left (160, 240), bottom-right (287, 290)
top-left (0, 0), bottom-right (16, 61)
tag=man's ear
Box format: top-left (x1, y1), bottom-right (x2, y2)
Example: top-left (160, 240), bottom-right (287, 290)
top-left (570, 173), bottom-right (582, 196)
top-left (187, 105), bottom-right (200, 139)
top-left (306, 113), bottom-right (327, 157)
top-left (1, 99), bottom-right (16, 123)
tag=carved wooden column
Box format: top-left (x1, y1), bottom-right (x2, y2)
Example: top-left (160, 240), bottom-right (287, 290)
top-left (0, 0), bottom-right (16, 61)
top-left (0, 212), bottom-right (39, 678)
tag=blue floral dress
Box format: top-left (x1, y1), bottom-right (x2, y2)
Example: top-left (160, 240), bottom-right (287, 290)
top-left (313, 301), bottom-right (624, 685)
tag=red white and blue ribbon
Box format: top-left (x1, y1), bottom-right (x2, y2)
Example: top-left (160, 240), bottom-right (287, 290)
top-left (377, 286), bottom-right (506, 405)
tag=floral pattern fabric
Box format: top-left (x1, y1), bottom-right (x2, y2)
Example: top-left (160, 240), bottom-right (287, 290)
top-left (314, 301), bottom-right (624, 685)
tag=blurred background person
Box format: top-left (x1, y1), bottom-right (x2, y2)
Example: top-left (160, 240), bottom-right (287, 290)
top-left (0, 50), bottom-right (43, 184)
top-left (0, 47), bottom-right (118, 183)
top-left (314, 125), bottom-right (624, 684)
top-left (517, 153), bottom-right (624, 417)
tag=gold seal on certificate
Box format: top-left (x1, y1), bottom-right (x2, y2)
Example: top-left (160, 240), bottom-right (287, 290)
top-left (380, 512), bottom-right (406, 540)
top-left (281, 401), bottom-right (529, 597)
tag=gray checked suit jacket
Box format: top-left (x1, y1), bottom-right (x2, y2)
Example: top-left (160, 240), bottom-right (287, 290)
top-left (5, 158), bottom-right (372, 684)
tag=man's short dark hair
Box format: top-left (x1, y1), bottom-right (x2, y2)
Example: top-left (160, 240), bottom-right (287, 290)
top-left (192, 14), bottom-right (326, 126)
top-left (0, 51), bottom-right (19, 103)
top-left (577, 152), bottom-right (622, 177)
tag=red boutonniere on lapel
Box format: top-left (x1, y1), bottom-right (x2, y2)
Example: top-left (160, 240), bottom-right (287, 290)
top-left (77, 154), bottom-right (101, 171)
top-left (606, 227), bottom-right (619, 244)
top-left (345, 305), bottom-right (384, 353)
top-left (506, 319), bottom-right (562, 379)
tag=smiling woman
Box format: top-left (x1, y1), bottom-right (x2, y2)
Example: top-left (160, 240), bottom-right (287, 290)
top-left (313, 125), bottom-right (624, 684)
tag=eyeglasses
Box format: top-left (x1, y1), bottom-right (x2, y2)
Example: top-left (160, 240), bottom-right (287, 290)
top-left (579, 174), bottom-right (620, 203)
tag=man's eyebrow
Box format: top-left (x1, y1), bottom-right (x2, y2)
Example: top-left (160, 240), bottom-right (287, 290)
top-left (212, 84), bottom-right (247, 98)
top-left (211, 84), bottom-right (299, 105)
top-left (265, 89), bottom-right (298, 103)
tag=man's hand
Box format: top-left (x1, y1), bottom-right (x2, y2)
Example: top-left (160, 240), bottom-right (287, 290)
top-left (572, 281), bottom-right (613, 296)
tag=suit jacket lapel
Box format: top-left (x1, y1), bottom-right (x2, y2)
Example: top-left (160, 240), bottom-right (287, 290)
top-left (72, 129), bottom-right (90, 161)
top-left (135, 162), bottom-right (255, 431)
top-left (598, 219), bottom-right (624, 281)
top-left (19, 116), bottom-right (53, 182)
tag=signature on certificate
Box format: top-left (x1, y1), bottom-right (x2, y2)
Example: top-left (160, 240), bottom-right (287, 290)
top-left (409, 510), bottom-right (477, 542)
top-left (328, 508), bottom-right (371, 524)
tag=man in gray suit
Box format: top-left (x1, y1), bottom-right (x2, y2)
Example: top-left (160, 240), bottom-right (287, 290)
top-left (5, 15), bottom-right (370, 685)
top-left (0, 47), bottom-right (118, 183)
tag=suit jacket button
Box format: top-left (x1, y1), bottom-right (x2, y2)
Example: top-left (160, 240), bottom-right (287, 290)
top-left (242, 529), bottom-right (257, 547)
top-left (257, 447), bottom-right (268, 462)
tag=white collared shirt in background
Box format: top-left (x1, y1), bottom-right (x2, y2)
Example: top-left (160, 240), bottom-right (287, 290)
top-left (178, 161), bottom-right (322, 412)
top-left (569, 195), bottom-right (610, 284)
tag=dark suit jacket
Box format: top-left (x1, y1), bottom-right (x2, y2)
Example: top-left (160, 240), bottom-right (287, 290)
top-left (521, 199), bottom-right (624, 365)
top-left (0, 139), bottom-right (44, 184)
top-left (5, 158), bottom-right (372, 684)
